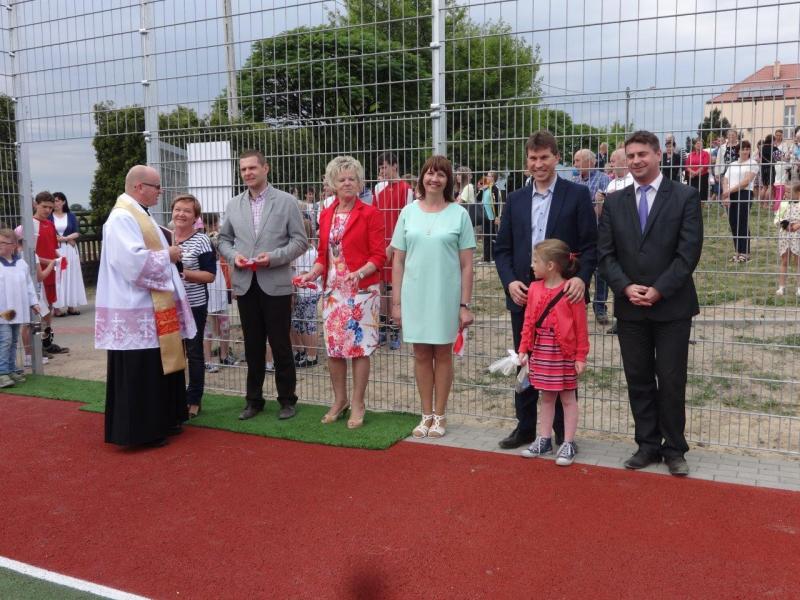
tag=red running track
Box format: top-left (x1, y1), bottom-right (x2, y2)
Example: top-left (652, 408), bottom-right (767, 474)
top-left (1, 393), bottom-right (799, 599)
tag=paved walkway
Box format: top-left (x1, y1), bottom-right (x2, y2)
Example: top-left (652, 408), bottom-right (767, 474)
top-left (41, 302), bottom-right (800, 493)
top-left (408, 419), bottom-right (800, 492)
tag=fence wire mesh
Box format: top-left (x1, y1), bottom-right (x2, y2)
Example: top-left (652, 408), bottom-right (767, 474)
top-left (1, 0), bottom-right (799, 453)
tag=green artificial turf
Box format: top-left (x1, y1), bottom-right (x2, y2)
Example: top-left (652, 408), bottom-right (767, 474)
top-left (9, 375), bottom-right (418, 450)
top-left (0, 567), bottom-right (107, 600)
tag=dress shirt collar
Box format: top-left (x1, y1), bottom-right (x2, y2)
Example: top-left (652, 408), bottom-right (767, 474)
top-left (532, 174), bottom-right (558, 198)
top-left (633, 172), bottom-right (663, 195)
top-left (248, 184), bottom-right (269, 201)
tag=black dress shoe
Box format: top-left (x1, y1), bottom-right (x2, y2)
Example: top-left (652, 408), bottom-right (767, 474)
top-left (278, 405), bottom-right (296, 420)
top-left (498, 430), bottom-right (535, 449)
top-left (239, 405), bottom-right (263, 420)
top-left (623, 450), bottom-right (661, 470)
top-left (664, 455), bottom-right (690, 477)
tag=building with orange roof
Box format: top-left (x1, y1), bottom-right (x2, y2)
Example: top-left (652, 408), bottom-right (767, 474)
top-left (704, 62), bottom-right (799, 141)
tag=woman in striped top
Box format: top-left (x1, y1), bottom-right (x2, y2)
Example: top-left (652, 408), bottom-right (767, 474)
top-left (172, 194), bottom-right (216, 418)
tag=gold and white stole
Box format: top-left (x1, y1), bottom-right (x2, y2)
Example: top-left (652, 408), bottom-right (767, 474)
top-left (112, 198), bottom-right (186, 374)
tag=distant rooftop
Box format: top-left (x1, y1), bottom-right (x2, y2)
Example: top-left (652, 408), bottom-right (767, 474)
top-left (707, 62), bottom-right (800, 103)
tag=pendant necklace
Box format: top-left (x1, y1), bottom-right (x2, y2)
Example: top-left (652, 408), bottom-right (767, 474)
top-left (330, 203), bottom-right (352, 257)
top-left (424, 202), bottom-right (445, 236)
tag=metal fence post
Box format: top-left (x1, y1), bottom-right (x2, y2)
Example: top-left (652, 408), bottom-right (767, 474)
top-left (8, 1), bottom-right (43, 374)
top-left (430, 0), bottom-right (446, 156)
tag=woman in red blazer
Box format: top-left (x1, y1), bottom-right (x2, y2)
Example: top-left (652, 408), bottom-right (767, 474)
top-left (299, 156), bottom-right (386, 429)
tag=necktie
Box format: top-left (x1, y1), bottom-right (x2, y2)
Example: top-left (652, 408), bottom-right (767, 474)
top-left (638, 185), bottom-right (651, 232)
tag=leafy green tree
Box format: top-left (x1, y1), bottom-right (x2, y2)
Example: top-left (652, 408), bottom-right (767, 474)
top-left (698, 108), bottom-right (732, 145)
top-left (88, 102), bottom-right (146, 225)
top-left (0, 94), bottom-right (18, 221)
top-left (89, 103), bottom-right (206, 224)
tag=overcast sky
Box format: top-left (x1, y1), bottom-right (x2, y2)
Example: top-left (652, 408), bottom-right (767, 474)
top-left (1, 0), bottom-right (799, 205)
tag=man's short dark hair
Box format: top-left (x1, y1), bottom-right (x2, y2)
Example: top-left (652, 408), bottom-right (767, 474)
top-left (35, 191), bottom-right (54, 204)
top-left (239, 149), bottom-right (268, 166)
top-left (775, 128), bottom-right (784, 135)
top-left (524, 130), bottom-right (560, 156)
top-left (624, 130), bottom-right (661, 153)
top-left (377, 152), bottom-right (398, 166)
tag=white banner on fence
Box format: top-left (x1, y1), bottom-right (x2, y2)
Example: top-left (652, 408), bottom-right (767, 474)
top-left (187, 142), bottom-right (233, 215)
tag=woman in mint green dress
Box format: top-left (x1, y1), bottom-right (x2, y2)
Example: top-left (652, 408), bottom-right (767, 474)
top-left (391, 155), bottom-right (476, 439)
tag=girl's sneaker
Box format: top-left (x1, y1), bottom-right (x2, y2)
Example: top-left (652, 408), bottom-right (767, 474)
top-left (9, 372), bottom-right (26, 383)
top-left (776, 287), bottom-right (785, 296)
top-left (0, 374), bottom-right (15, 388)
top-left (555, 442), bottom-right (578, 466)
top-left (521, 436), bottom-right (553, 458)
top-left (205, 362), bottom-right (220, 373)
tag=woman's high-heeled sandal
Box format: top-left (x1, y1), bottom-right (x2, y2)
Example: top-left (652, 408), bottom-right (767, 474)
top-left (412, 414), bottom-right (434, 438)
top-left (427, 413), bottom-right (446, 438)
top-left (321, 404), bottom-right (350, 424)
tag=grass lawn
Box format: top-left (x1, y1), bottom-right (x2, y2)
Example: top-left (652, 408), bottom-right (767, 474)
top-left (8, 375), bottom-right (418, 450)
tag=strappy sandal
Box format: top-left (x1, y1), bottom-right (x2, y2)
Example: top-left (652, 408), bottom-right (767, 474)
top-left (412, 414), bottom-right (433, 438)
top-left (321, 403), bottom-right (350, 424)
top-left (427, 413), bottom-right (446, 438)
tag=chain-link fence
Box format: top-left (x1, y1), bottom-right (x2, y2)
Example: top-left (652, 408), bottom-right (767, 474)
top-left (2, 0), bottom-right (799, 453)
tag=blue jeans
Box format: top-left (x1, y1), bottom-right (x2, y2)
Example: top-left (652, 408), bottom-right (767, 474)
top-left (0, 323), bottom-right (20, 375)
top-left (593, 271), bottom-right (608, 316)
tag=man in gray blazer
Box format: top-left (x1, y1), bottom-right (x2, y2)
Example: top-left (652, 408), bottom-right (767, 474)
top-left (218, 150), bottom-right (307, 420)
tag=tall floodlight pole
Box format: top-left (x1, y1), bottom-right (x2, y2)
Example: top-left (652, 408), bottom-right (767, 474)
top-left (140, 0), bottom-right (162, 218)
top-left (223, 0), bottom-right (240, 121)
top-left (430, 0), bottom-right (446, 155)
top-left (624, 86), bottom-right (631, 133)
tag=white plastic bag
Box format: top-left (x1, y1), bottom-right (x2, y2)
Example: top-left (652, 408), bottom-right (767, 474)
top-left (487, 349), bottom-right (520, 376)
top-left (515, 363), bottom-right (531, 393)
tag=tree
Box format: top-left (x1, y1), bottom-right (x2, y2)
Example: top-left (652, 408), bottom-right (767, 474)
top-left (0, 94), bottom-right (18, 221)
top-left (698, 108), bottom-right (732, 145)
top-left (89, 103), bottom-right (205, 224)
top-left (89, 102), bottom-right (146, 225)
top-left (210, 0), bottom-right (542, 180)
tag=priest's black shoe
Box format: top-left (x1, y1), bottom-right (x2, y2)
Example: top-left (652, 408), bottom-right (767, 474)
top-left (498, 429), bottom-right (535, 449)
top-left (623, 450), bottom-right (661, 470)
top-left (664, 455), bottom-right (690, 477)
top-left (143, 437), bottom-right (168, 448)
top-left (239, 405), bottom-right (262, 420)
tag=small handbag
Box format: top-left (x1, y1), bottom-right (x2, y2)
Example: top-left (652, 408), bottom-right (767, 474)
top-left (515, 289), bottom-right (567, 393)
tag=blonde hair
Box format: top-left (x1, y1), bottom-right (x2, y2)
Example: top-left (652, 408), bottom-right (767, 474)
top-left (324, 156), bottom-right (365, 192)
top-left (171, 193), bottom-right (203, 218)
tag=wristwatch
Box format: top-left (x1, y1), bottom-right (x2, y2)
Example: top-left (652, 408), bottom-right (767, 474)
top-left (460, 303), bottom-right (470, 309)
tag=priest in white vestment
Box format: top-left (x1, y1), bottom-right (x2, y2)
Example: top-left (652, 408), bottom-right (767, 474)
top-left (95, 165), bottom-right (196, 447)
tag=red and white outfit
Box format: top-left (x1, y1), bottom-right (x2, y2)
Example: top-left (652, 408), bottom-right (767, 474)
top-left (374, 179), bottom-right (413, 282)
top-left (34, 217), bottom-right (59, 305)
top-left (518, 280), bottom-right (589, 391)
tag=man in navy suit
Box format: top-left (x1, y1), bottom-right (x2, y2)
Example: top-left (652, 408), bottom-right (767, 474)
top-left (494, 131), bottom-right (598, 450)
top-left (598, 131), bottom-right (703, 476)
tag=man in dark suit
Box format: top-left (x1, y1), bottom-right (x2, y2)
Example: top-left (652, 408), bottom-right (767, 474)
top-left (598, 130), bottom-right (703, 476)
top-left (494, 130), bottom-right (598, 450)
